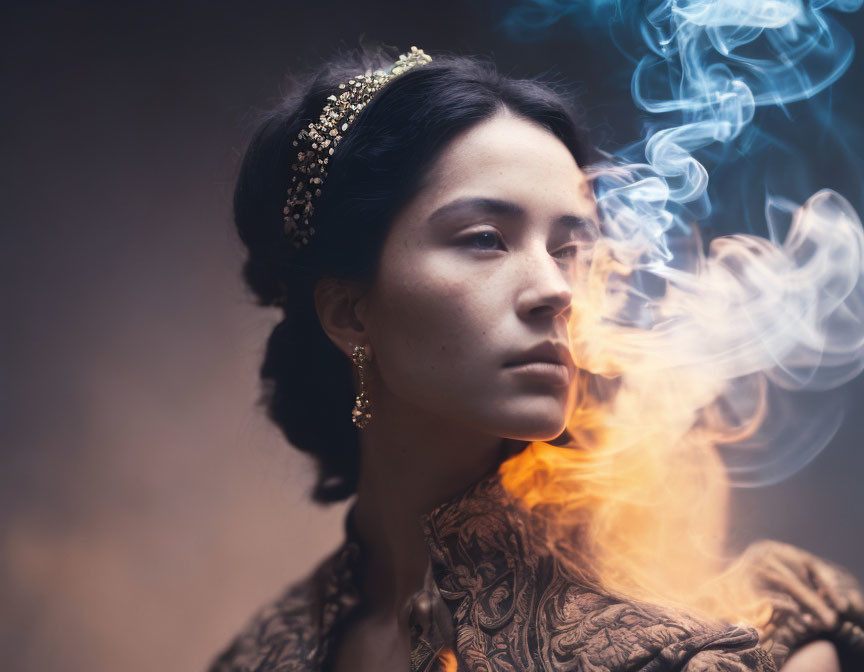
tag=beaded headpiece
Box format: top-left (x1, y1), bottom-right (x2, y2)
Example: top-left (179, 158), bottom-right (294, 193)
top-left (283, 46), bottom-right (433, 249)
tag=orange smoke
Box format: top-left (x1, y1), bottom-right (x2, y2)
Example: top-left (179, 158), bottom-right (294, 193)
top-left (500, 189), bottom-right (864, 627)
top-left (435, 646), bottom-right (458, 672)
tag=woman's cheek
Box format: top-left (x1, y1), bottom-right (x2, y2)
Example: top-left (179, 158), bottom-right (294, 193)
top-left (368, 284), bottom-right (450, 391)
top-left (383, 300), bottom-right (485, 407)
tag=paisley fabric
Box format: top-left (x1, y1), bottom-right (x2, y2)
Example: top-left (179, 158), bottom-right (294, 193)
top-left (207, 471), bottom-right (864, 672)
top-left (207, 536), bottom-right (363, 672)
top-left (732, 539), bottom-right (864, 669)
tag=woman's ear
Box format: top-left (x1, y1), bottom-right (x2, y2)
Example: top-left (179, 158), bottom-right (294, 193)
top-left (313, 277), bottom-right (370, 357)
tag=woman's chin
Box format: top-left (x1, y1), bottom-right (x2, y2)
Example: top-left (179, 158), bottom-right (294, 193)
top-left (495, 414), bottom-right (569, 442)
top-left (489, 397), bottom-right (570, 441)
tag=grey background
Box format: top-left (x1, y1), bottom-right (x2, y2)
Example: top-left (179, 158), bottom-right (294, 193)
top-left (2, 2), bottom-right (863, 671)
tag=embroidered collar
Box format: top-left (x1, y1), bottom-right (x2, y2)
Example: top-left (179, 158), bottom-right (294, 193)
top-left (211, 467), bottom-right (800, 672)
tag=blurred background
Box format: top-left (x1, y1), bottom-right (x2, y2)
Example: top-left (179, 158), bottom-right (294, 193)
top-left (2, 2), bottom-right (863, 671)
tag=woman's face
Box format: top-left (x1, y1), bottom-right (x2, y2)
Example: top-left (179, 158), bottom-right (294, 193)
top-left (358, 110), bottom-right (598, 441)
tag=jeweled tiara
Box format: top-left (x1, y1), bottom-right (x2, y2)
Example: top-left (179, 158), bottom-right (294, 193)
top-left (283, 46), bottom-right (433, 249)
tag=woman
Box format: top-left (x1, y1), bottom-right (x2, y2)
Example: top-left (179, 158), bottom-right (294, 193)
top-left (208, 45), bottom-right (864, 671)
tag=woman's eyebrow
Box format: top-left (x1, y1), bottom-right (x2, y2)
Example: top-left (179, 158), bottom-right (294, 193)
top-left (427, 197), bottom-right (523, 225)
top-left (427, 196), bottom-right (596, 232)
top-left (556, 214), bottom-right (599, 235)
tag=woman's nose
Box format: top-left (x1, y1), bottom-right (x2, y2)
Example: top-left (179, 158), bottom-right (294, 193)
top-left (515, 251), bottom-right (574, 322)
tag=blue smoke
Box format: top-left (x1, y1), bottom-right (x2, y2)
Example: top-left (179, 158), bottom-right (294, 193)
top-left (500, 0), bottom-right (863, 241)
top-left (496, 0), bottom-right (864, 485)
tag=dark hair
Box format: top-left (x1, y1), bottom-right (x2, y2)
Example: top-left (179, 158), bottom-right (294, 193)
top-left (234, 44), bottom-right (595, 503)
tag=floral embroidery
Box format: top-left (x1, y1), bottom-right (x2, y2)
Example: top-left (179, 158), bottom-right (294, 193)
top-left (208, 472), bottom-right (864, 672)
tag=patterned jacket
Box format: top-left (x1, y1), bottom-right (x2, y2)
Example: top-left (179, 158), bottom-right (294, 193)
top-left (207, 471), bottom-right (864, 671)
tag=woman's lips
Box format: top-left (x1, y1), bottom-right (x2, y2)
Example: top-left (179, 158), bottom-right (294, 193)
top-left (503, 361), bottom-right (571, 387)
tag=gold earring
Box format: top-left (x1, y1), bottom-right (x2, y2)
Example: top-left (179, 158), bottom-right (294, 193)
top-left (350, 344), bottom-right (372, 429)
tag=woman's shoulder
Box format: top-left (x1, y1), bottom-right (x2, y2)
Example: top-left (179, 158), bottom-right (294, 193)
top-left (734, 539), bottom-right (864, 669)
top-left (598, 538), bottom-right (864, 671)
top-left (205, 568), bottom-right (319, 672)
top-left (205, 540), bottom-right (362, 672)
top-left (536, 580), bottom-right (775, 671)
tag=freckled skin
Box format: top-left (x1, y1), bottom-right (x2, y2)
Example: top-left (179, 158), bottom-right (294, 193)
top-left (357, 110), bottom-right (597, 441)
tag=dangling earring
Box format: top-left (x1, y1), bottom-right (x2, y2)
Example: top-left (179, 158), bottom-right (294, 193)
top-left (350, 344), bottom-right (372, 429)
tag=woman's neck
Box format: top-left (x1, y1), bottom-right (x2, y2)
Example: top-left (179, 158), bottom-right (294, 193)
top-left (351, 389), bottom-right (506, 627)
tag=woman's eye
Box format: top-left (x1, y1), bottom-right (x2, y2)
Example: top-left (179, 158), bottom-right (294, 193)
top-left (463, 230), bottom-right (505, 251)
top-left (553, 245), bottom-right (579, 260)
